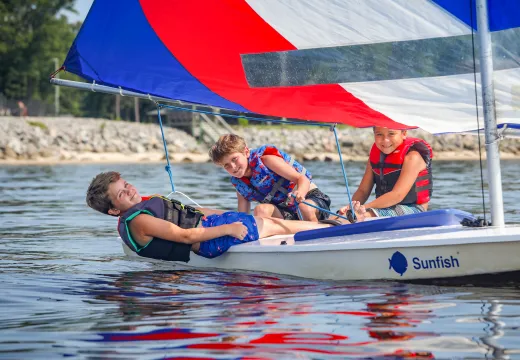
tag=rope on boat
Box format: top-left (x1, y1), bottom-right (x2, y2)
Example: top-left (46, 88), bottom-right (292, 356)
top-left (156, 104), bottom-right (176, 193)
top-left (331, 125), bottom-right (356, 221)
top-left (296, 206), bottom-right (304, 220)
top-left (155, 102), bottom-right (358, 217)
top-left (469, 0), bottom-right (488, 225)
top-left (291, 194), bottom-right (352, 222)
top-left (156, 103), bottom-right (202, 207)
top-left (166, 190), bottom-right (202, 207)
top-left (461, 217), bottom-right (491, 227)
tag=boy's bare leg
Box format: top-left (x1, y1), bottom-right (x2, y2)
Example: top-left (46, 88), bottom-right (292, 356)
top-left (254, 217), bottom-right (331, 238)
top-left (298, 201), bottom-right (319, 222)
top-left (255, 202), bottom-right (320, 222)
top-left (253, 203), bottom-right (284, 219)
top-left (197, 207), bottom-right (226, 216)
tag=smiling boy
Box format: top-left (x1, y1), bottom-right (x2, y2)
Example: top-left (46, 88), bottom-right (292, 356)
top-left (337, 127), bottom-right (433, 218)
top-left (86, 172), bottom-right (362, 261)
top-left (209, 134), bottom-right (331, 222)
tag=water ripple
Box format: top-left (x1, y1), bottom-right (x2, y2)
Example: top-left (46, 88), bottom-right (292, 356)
top-left (1, 162), bottom-right (520, 358)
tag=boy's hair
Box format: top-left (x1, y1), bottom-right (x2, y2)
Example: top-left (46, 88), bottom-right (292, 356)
top-left (208, 134), bottom-right (247, 163)
top-left (86, 171), bottom-right (121, 215)
top-left (372, 126), bottom-right (406, 133)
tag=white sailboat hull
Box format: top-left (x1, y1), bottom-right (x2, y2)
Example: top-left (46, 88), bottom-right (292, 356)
top-left (122, 224), bottom-right (520, 281)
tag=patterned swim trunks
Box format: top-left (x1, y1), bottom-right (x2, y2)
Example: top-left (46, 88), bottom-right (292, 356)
top-left (197, 212), bottom-right (260, 258)
top-left (369, 204), bottom-right (425, 218)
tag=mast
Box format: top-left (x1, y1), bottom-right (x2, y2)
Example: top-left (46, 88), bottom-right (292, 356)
top-left (475, 0), bottom-right (505, 227)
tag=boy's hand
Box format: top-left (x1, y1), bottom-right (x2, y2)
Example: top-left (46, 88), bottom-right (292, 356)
top-left (289, 190), bottom-right (305, 203)
top-left (228, 221), bottom-right (248, 240)
top-left (337, 205), bottom-right (350, 215)
top-left (337, 201), bottom-right (360, 215)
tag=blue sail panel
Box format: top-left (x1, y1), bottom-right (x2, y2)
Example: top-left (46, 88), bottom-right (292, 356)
top-left (63, 0), bottom-right (247, 111)
top-left (432, 0), bottom-right (520, 31)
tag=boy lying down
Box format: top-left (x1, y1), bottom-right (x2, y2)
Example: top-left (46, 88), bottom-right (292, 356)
top-left (86, 172), bottom-right (366, 261)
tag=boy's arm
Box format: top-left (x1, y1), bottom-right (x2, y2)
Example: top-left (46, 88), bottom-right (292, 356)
top-left (261, 155), bottom-right (310, 202)
top-left (129, 214), bottom-right (247, 246)
top-left (237, 192), bottom-right (251, 214)
top-left (364, 151), bottom-right (426, 209)
top-left (337, 161), bottom-right (374, 214)
top-left (196, 207), bottom-right (225, 216)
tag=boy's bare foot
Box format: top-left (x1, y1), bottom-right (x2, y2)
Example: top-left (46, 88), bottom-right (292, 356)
top-left (334, 201), bottom-right (367, 224)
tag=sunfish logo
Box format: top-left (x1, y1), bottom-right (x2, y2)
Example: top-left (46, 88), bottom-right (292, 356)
top-left (388, 251), bottom-right (461, 275)
top-left (388, 251), bottom-right (408, 276)
top-left (413, 255), bottom-right (460, 270)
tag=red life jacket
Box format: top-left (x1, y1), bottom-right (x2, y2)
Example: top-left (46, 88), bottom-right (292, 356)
top-left (369, 137), bottom-right (433, 205)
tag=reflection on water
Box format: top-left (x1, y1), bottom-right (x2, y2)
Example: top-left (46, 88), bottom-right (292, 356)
top-left (1, 161), bottom-right (520, 358)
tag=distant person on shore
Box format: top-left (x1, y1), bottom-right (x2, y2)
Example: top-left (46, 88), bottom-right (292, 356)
top-left (17, 101), bottom-right (27, 117)
top-left (209, 134), bottom-right (332, 222)
top-left (86, 172), bottom-right (365, 261)
top-left (337, 127), bottom-right (433, 219)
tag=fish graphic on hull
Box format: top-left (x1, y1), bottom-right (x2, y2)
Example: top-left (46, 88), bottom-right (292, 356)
top-left (388, 251), bottom-right (408, 276)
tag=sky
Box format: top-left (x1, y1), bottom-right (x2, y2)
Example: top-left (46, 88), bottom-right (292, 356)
top-left (62, 0), bottom-right (94, 23)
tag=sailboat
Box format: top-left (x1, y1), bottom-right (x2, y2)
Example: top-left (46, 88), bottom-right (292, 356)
top-left (52, 0), bottom-right (520, 280)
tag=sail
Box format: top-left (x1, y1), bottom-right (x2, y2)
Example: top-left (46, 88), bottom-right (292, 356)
top-left (63, 0), bottom-right (520, 133)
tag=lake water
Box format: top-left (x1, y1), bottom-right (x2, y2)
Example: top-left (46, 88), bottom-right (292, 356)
top-left (1, 160), bottom-right (520, 359)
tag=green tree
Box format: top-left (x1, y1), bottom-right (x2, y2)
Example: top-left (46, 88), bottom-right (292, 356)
top-left (0, 0), bottom-right (78, 110)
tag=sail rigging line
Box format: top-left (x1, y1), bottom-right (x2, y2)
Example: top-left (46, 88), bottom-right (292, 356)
top-left (156, 103), bottom-right (358, 217)
top-left (469, 0), bottom-right (488, 224)
top-left (332, 125), bottom-right (356, 221)
top-left (156, 103), bottom-right (176, 193)
top-left (166, 190), bottom-right (202, 208)
top-left (49, 66), bottom-right (65, 79)
top-left (290, 195), bottom-right (351, 222)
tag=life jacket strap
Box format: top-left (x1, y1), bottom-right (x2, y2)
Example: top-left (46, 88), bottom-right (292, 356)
top-left (416, 183), bottom-right (433, 192)
top-left (416, 174), bottom-right (431, 181)
top-left (370, 161), bottom-right (401, 169)
top-left (262, 157), bottom-right (306, 204)
top-left (124, 209), bottom-right (154, 252)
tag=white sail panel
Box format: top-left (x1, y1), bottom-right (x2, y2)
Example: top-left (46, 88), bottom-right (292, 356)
top-left (341, 74), bottom-right (480, 133)
top-left (246, 0), bottom-right (471, 49)
top-left (341, 68), bottom-right (520, 134)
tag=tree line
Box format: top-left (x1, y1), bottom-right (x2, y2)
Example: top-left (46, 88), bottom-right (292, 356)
top-left (0, 0), bottom-right (155, 121)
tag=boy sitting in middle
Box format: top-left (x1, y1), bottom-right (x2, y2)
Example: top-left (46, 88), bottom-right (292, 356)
top-left (209, 134), bottom-right (331, 222)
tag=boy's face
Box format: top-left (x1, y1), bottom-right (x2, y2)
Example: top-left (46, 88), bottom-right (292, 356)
top-left (373, 127), bottom-right (407, 155)
top-left (219, 149), bottom-right (250, 178)
top-left (107, 178), bottom-right (142, 215)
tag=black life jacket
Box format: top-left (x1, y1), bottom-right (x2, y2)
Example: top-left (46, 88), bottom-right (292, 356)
top-left (369, 137), bottom-right (433, 205)
top-left (118, 196), bottom-right (204, 262)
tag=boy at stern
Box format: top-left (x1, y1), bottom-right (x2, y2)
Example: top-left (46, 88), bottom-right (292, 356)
top-left (337, 127), bottom-right (433, 218)
top-left (209, 134), bottom-right (331, 222)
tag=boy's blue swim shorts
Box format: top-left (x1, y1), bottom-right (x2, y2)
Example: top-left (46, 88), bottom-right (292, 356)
top-left (197, 212), bottom-right (259, 258)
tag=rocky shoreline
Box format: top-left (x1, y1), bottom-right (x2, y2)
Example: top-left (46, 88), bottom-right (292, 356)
top-left (1, 116), bottom-right (519, 165)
